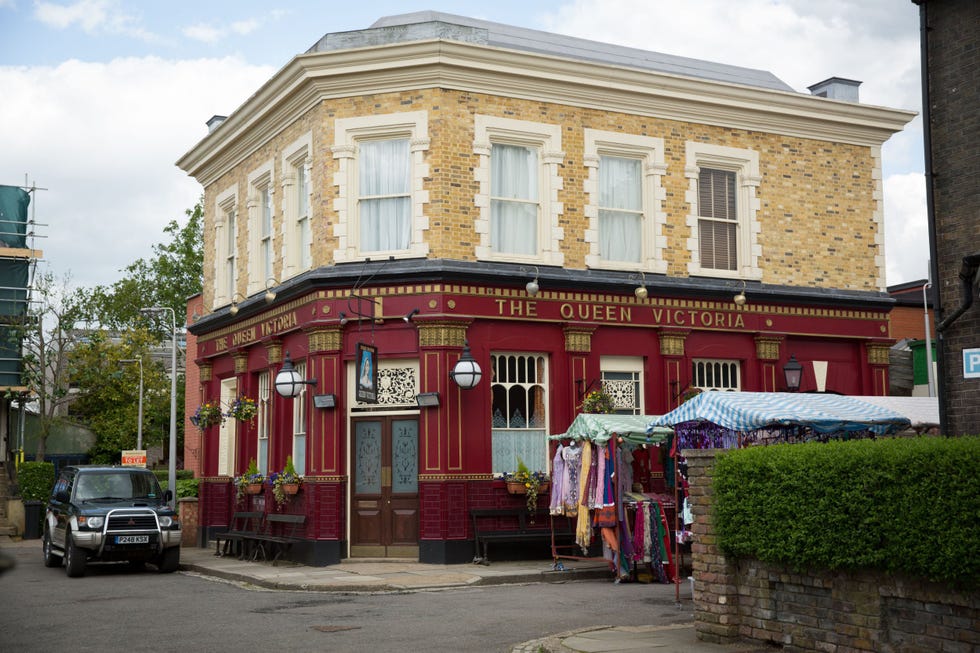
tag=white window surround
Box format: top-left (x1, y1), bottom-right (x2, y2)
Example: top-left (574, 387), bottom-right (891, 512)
top-left (685, 142), bottom-right (762, 280)
top-left (584, 129), bottom-right (667, 273)
top-left (213, 186), bottom-right (238, 309)
top-left (600, 355), bottom-right (645, 415)
top-left (247, 161), bottom-right (275, 296)
top-left (473, 115), bottom-right (565, 266)
top-left (332, 111), bottom-right (430, 262)
top-left (281, 132), bottom-right (313, 280)
top-left (217, 378), bottom-right (237, 477)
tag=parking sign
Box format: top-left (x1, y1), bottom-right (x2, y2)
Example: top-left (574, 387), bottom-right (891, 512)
top-left (965, 348), bottom-right (980, 379)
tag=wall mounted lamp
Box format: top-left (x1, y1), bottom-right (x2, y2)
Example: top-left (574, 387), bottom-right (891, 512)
top-left (264, 277), bottom-right (278, 303)
top-left (403, 308), bottom-right (420, 323)
top-left (520, 266), bottom-right (540, 296)
top-left (733, 280), bottom-right (747, 307)
top-left (338, 312), bottom-right (348, 325)
top-left (274, 351), bottom-right (318, 398)
top-left (783, 354), bottom-right (803, 392)
top-left (629, 271), bottom-right (648, 299)
top-left (450, 340), bottom-right (483, 389)
top-left (228, 292), bottom-right (246, 316)
top-left (415, 392), bottom-right (440, 407)
top-left (312, 393), bottom-right (337, 409)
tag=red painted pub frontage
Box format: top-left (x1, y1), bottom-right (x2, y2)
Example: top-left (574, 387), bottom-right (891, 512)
top-left (188, 262), bottom-right (894, 566)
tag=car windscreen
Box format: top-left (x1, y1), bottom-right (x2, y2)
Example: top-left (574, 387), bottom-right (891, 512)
top-left (74, 472), bottom-right (164, 502)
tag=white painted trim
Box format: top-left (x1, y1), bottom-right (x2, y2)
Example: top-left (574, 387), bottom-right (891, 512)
top-left (473, 114), bottom-right (564, 266)
top-left (583, 129), bottom-right (667, 273)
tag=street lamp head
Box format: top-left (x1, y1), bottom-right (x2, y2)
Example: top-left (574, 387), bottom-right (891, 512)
top-left (274, 351), bottom-right (318, 398)
top-left (450, 340), bottom-right (483, 390)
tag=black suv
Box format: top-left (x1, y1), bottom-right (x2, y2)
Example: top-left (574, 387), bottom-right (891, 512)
top-left (42, 466), bottom-right (182, 577)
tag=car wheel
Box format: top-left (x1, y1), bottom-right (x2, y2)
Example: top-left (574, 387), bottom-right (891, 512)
top-left (156, 546), bottom-right (180, 573)
top-left (64, 531), bottom-right (86, 578)
top-left (42, 529), bottom-right (60, 568)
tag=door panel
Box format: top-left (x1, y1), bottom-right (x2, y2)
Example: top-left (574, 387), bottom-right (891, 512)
top-left (351, 417), bottom-right (419, 557)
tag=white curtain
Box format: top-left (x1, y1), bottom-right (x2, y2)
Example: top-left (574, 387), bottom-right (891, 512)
top-left (599, 155), bottom-right (642, 263)
top-left (491, 144), bottom-right (538, 255)
top-left (358, 138), bottom-right (411, 252)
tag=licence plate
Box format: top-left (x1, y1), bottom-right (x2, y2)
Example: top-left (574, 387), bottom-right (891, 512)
top-left (116, 535), bottom-right (150, 544)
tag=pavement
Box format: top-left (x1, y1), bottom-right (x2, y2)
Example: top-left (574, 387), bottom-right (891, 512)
top-left (1, 535), bottom-right (764, 653)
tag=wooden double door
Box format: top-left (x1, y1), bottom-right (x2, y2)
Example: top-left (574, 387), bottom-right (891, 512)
top-left (350, 417), bottom-right (419, 558)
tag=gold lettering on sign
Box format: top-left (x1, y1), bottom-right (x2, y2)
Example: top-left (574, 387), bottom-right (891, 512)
top-left (231, 326), bottom-right (256, 348)
top-left (214, 337), bottom-right (228, 353)
top-left (259, 312), bottom-right (298, 338)
top-left (496, 299), bottom-right (538, 317)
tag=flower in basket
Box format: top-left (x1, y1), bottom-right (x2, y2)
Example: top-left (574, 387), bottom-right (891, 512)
top-left (234, 458), bottom-right (265, 502)
top-left (190, 401), bottom-right (225, 430)
top-left (269, 455), bottom-right (302, 507)
top-left (226, 395), bottom-right (258, 422)
top-left (581, 388), bottom-right (615, 414)
top-left (504, 457), bottom-right (550, 513)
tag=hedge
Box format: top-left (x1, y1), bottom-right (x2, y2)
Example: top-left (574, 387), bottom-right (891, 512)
top-left (17, 461), bottom-right (55, 501)
top-left (713, 436), bottom-right (980, 590)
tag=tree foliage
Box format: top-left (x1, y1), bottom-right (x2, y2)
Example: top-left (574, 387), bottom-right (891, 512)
top-left (67, 329), bottom-right (175, 464)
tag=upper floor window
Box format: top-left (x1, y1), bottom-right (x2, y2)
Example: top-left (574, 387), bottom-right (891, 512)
top-left (686, 142), bottom-right (761, 280)
top-left (584, 130), bottom-right (667, 273)
top-left (247, 162), bottom-right (275, 295)
top-left (213, 186), bottom-right (237, 308)
top-left (474, 115), bottom-right (564, 267)
top-left (692, 359), bottom-right (741, 391)
top-left (490, 353), bottom-right (548, 474)
top-left (359, 137), bottom-right (411, 252)
top-left (332, 111), bottom-right (429, 262)
top-left (282, 133), bottom-right (313, 278)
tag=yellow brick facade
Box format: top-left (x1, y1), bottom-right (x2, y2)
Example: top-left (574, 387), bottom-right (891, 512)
top-left (200, 87), bottom-right (881, 312)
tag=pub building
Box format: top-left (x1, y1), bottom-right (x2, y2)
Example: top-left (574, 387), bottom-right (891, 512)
top-left (180, 12), bottom-right (913, 565)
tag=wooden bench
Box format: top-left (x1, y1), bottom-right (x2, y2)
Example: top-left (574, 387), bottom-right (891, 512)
top-left (248, 513), bottom-right (306, 565)
top-left (214, 511), bottom-right (263, 559)
top-left (471, 508), bottom-right (572, 565)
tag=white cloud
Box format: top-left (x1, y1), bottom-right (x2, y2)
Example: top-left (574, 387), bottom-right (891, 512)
top-left (230, 19), bottom-right (259, 36)
top-left (34, 0), bottom-right (160, 43)
top-left (183, 23), bottom-right (224, 44)
top-left (0, 56), bottom-right (273, 289)
top-left (883, 172), bottom-right (929, 286)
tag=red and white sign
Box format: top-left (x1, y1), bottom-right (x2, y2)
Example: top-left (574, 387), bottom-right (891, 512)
top-left (121, 450), bottom-right (147, 467)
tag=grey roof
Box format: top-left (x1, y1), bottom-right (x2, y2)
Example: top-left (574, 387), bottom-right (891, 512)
top-left (304, 10), bottom-right (795, 93)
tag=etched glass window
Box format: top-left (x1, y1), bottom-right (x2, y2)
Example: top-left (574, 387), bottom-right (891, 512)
top-left (490, 353), bottom-right (548, 473)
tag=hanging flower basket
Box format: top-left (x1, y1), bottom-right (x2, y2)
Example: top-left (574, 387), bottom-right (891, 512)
top-left (282, 483), bottom-right (300, 496)
top-left (191, 401), bottom-right (225, 430)
top-left (234, 458), bottom-right (265, 502)
top-left (226, 395), bottom-right (258, 422)
top-left (506, 481), bottom-right (527, 495)
top-left (269, 456), bottom-right (303, 507)
top-left (246, 483), bottom-right (263, 495)
top-left (581, 389), bottom-right (615, 414)
top-left (503, 458), bottom-right (550, 513)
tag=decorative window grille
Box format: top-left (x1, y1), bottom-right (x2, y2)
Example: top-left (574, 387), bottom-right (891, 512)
top-left (601, 370), bottom-right (642, 415)
top-left (353, 366), bottom-right (417, 409)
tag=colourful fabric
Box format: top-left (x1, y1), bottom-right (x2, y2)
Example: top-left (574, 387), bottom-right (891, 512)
top-left (549, 444), bottom-right (565, 515)
top-left (575, 442), bottom-right (593, 551)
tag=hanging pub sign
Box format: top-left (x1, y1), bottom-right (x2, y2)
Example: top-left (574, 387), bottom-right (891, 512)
top-left (356, 342), bottom-right (378, 404)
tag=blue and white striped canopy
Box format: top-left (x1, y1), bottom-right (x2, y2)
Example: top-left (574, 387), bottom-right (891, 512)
top-left (648, 392), bottom-right (911, 436)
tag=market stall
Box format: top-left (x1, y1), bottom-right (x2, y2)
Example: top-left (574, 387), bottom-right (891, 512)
top-left (548, 414), bottom-right (675, 584)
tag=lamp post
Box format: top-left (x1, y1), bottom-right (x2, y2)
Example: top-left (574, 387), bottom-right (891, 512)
top-left (141, 306), bottom-right (177, 508)
top-left (120, 358), bottom-right (144, 450)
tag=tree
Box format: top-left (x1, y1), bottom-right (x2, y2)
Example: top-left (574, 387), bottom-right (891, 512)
top-left (67, 329), bottom-right (173, 464)
top-left (11, 271), bottom-right (90, 460)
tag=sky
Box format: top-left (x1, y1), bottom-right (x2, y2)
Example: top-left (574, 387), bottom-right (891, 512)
top-left (0, 0), bottom-right (928, 291)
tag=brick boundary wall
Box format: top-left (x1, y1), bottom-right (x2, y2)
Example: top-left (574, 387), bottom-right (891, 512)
top-left (178, 497), bottom-right (199, 548)
top-left (685, 448), bottom-right (980, 652)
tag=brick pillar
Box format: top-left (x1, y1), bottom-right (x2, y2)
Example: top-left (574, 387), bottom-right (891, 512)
top-left (684, 448), bottom-right (740, 644)
top-left (178, 497), bottom-right (199, 547)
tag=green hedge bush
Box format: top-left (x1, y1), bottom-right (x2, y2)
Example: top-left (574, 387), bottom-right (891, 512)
top-left (713, 436), bottom-right (980, 590)
top-left (17, 461), bottom-right (55, 501)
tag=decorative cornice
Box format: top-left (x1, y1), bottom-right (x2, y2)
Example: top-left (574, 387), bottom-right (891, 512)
top-left (418, 473), bottom-right (493, 481)
top-left (307, 326), bottom-right (342, 352)
top-left (867, 342), bottom-right (891, 365)
top-left (177, 39), bottom-right (915, 186)
top-left (418, 321), bottom-right (471, 348)
top-left (264, 340), bottom-right (283, 365)
top-left (233, 352), bottom-right (249, 375)
top-left (755, 335), bottom-right (784, 360)
top-left (660, 330), bottom-right (688, 357)
top-left (564, 326), bottom-right (595, 353)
